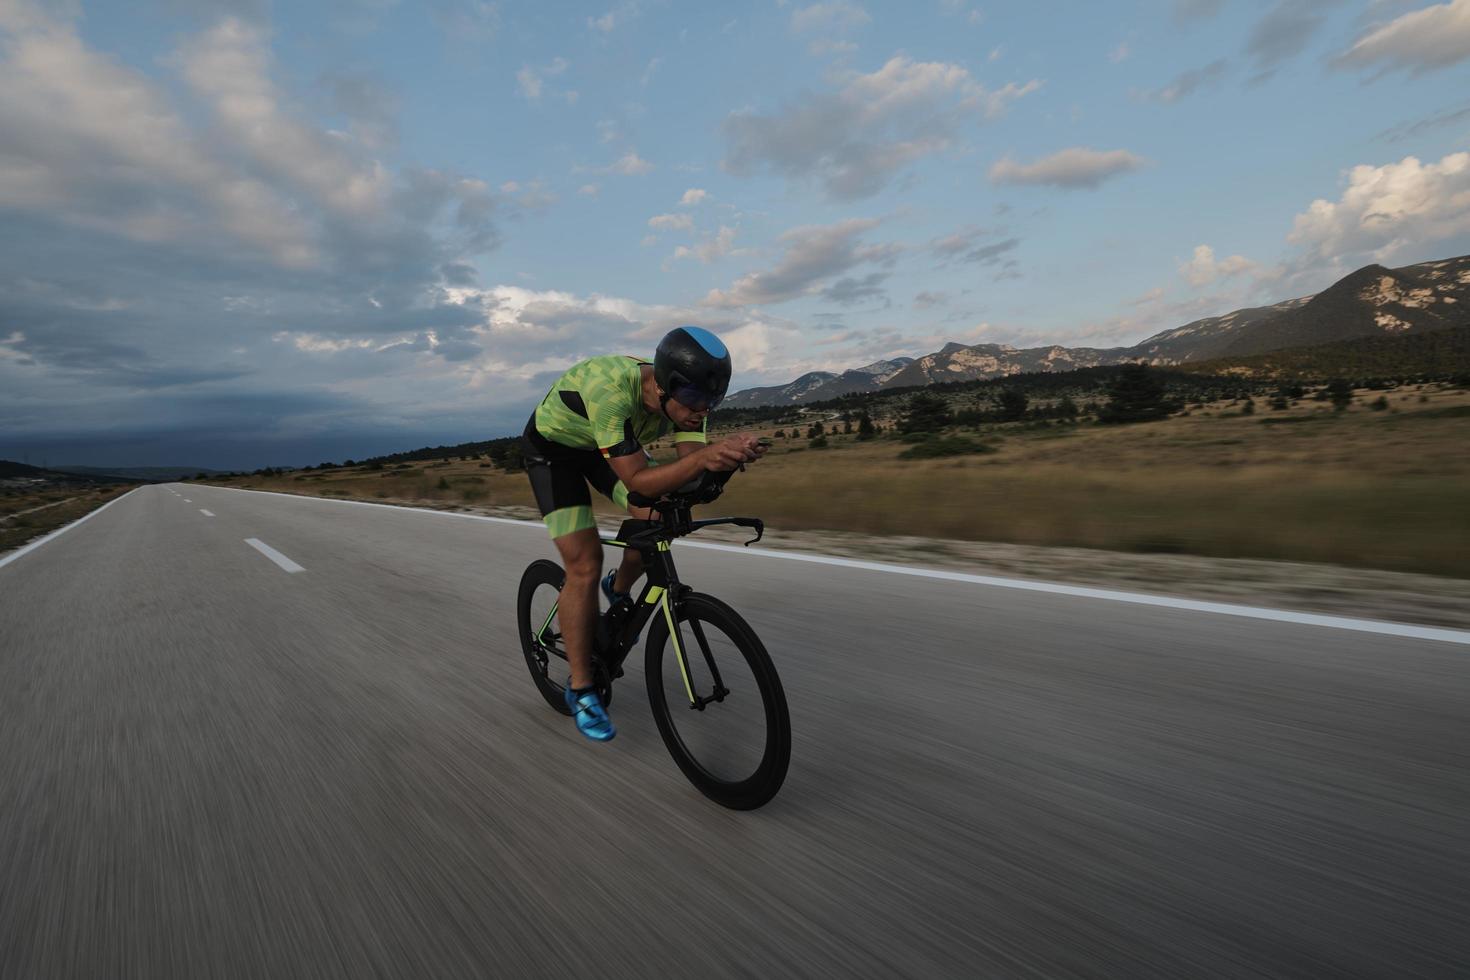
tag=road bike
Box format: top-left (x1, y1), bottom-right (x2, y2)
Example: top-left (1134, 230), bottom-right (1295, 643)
top-left (516, 470), bottom-right (790, 810)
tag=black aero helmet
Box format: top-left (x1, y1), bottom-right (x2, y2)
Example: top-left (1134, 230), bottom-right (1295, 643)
top-left (654, 326), bottom-right (731, 412)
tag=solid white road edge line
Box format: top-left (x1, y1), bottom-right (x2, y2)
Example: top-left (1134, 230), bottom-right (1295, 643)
top-left (209, 486), bottom-right (1470, 646)
top-left (245, 538), bottom-right (305, 573)
top-left (200, 509), bottom-right (215, 517)
top-left (0, 488), bottom-right (141, 571)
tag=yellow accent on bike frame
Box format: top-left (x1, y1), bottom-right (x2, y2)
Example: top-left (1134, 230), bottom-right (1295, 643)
top-left (657, 540), bottom-right (671, 552)
top-left (645, 586), bottom-right (665, 604)
top-left (661, 593), bottom-right (696, 705)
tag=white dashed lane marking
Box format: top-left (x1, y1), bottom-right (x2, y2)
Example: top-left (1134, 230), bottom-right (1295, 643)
top-left (200, 510), bottom-right (215, 517)
top-left (244, 538), bottom-right (304, 573)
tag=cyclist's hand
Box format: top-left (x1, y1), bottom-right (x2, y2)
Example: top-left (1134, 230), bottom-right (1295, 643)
top-left (701, 436), bottom-right (757, 472)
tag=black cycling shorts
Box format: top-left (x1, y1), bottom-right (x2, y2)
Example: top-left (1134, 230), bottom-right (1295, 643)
top-left (522, 417), bottom-right (630, 538)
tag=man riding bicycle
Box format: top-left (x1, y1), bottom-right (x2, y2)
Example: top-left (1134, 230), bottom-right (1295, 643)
top-left (521, 326), bottom-right (766, 741)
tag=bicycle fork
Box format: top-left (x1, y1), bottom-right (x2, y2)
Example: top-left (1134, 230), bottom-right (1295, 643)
top-left (656, 588), bottom-right (728, 711)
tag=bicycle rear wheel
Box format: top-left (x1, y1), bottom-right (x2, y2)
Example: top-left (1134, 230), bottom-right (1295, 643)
top-left (644, 592), bottom-right (790, 810)
top-left (518, 559), bottom-right (572, 714)
top-left (517, 560), bottom-right (613, 714)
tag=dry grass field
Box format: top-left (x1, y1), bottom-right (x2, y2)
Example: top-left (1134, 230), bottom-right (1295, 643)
top-left (200, 382), bottom-right (1470, 579)
top-left (0, 484), bottom-right (136, 553)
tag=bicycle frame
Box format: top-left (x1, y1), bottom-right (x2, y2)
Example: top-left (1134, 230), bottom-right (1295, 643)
top-left (532, 508), bottom-right (762, 709)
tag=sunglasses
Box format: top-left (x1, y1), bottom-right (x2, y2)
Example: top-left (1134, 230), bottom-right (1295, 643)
top-left (669, 381), bottom-right (722, 412)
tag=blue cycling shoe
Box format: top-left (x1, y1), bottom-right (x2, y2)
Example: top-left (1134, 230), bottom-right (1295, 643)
top-left (602, 569), bottom-right (641, 644)
top-left (565, 681), bottom-right (616, 742)
top-left (601, 568), bottom-right (627, 605)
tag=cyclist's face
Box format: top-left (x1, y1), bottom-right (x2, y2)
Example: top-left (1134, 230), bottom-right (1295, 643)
top-left (663, 393), bottom-right (707, 429)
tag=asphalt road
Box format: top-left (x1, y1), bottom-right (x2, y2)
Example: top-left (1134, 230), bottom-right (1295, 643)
top-left (2, 484), bottom-right (1467, 978)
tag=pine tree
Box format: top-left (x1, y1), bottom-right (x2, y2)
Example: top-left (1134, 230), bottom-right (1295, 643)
top-left (900, 392), bottom-right (952, 433)
top-left (1099, 364), bottom-right (1173, 423)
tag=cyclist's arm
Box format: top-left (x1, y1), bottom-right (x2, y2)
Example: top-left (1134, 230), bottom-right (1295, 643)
top-left (606, 437), bottom-right (754, 498)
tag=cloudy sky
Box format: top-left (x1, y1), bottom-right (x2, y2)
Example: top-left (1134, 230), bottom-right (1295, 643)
top-left (3, 0), bottom-right (1470, 468)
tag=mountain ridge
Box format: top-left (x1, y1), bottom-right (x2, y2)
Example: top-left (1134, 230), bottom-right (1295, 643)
top-left (724, 254), bottom-right (1470, 407)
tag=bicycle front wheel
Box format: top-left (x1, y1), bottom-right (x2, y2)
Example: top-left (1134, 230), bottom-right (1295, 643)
top-left (644, 592), bottom-right (790, 810)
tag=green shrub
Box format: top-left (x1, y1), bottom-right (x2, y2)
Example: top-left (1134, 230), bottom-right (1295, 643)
top-left (898, 436), bottom-right (996, 459)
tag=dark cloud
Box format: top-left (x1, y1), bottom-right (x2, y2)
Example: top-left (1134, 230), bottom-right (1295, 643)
top-left (323, 71), bottom-right (401, 148)
top-left (821, 272), bottom-right (891, 305)
top-left (930, 229), bottom-right (1022, 266)
top-left (1246, 0), bottom-right (1339, 80)
top-left (1143, 59), bottom-right (1229, 102)
top-left (1375, 100), bottom-right (1470, 142)
top-left (0, 9), bottom-right (522, 467)
top-left (703, 218), bottom-right (897, 307)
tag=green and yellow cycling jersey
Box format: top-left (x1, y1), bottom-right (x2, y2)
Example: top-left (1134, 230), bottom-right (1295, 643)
top-left (532, 354), bottom-right (708, 458)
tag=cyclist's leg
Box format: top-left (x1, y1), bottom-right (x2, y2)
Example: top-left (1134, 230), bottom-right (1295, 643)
top-left (586, 456), bottom-right (654, 594)
top-left (549, 529), bottom-right (601, 690)
top-left (523, 424), bottom-right (602, 690)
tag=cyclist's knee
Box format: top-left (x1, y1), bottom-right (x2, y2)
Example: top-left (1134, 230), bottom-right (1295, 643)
top-left (555, 530), bottom-right (603, 580)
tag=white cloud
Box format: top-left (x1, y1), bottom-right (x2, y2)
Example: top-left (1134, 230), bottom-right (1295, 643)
top-left (989, 147), bottom-right (1147, 189)
top-left (703, 217), bottom-right (897, 307)
top-left (1334, 0), bottom-right (1470, 75)
top-left (722, 56), bottom-right (1042, 200)
top-left (1109, 42), bottom-right (1131, 63)
top-left (177, 18), bottom-right (393, 222)
top-left (578, 183), bottom-right (600, 196)
top-left (588, 2), bottom-right (641, 35)
top-left (606, 151), bottom-right (653, 175)
top-left (671, 225), bottom-right (740, 264)
top-left (647, 213), bottom-right (694, 231)
top-left (790, 2), bottom-right (871, 33)
top-left (515, 56), bottom-right (569, 101)
top-left (0, 7), bottom-right (316, 266)
top-left (501, 179), bottom-right (557, 211)
top-left (441, 283), bottom-right (800, 382)
top-left (1179, 244), bottom-right (1258, 287)
top-left (1287, 151), bottom-right (1470, 263)
top-left (679, 188), bottom-right (708, 205)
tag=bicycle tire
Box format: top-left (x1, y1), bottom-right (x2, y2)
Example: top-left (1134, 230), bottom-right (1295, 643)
top-left (517, 560), bottom-right (614, 714)
top-left (644, 592), bottom-right (790, 809)
top-left (517, 559), bottom-right (573, 715)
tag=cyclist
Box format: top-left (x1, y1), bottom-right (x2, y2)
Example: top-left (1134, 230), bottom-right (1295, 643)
top-left (521, 326), bottom-right (765, 742)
